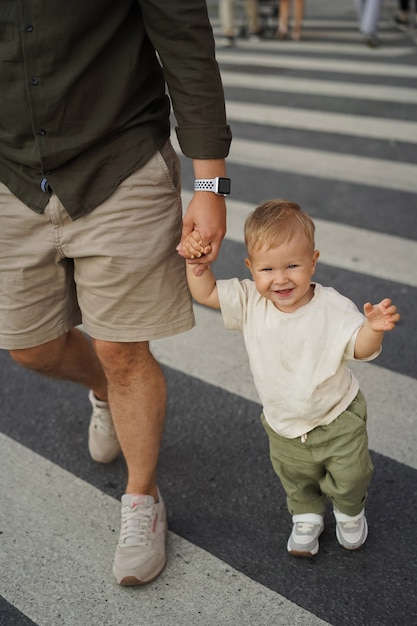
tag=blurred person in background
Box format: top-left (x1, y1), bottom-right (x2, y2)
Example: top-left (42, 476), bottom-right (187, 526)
top-left (276, 0), bottom-right (305, 41)
top-left (354, 0), bottom-right (384, 47)
top-left (393, 0), bottom-right (417, 29)
top-left (219, 0), bottom-right (262, 46)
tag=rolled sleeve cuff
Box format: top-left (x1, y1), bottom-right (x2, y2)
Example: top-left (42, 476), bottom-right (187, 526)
top-left (347, 326), bottom-right (382, 361)
top-left (175, 125), bottom-right (232, 159)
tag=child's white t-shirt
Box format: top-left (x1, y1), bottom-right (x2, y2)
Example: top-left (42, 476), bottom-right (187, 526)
top-left (216, 280), bottom-right (380, 438)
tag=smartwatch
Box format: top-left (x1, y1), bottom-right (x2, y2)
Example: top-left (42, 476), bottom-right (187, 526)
top-left (194, 177), bottom-right (231, 196)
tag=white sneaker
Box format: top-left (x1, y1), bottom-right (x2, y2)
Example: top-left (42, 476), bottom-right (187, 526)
top-left (287, 513), bottom-right (324, 557)
top-left (113, 491), bottom-right (167, 585)
top-left (334, 508), bottom-right (368, 550)
top-left (88, 391), bottom-right (121, 463)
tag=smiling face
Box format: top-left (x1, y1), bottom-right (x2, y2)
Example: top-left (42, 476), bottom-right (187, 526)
top-left (245, 232), bottom-right (320, 313)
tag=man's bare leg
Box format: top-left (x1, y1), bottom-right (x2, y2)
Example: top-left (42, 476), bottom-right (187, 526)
top-left (9, 328), bottom-right (108, 401)
top-left (10, 331), bottom-right (165, 494)
top-left (11, 332), bottom-right (167, 582)
top-left (93, 340), bottom-right (166, 500)
top-left (94, 340), bottom-right (168, 585)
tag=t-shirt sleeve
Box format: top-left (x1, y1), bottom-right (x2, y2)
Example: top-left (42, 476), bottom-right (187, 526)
top-left (320, 287), bottom-right (381, 362)
top-left (217, 278), bottom-right (250, 331)
top-left (345, 325), bottom-right (382, 361)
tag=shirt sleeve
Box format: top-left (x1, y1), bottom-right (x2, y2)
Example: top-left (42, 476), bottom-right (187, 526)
top-left (138, 0), bottom-right (232, 159)
top-left (217, 279), bottom-right (251, 332)
top-left (318, 285), bottom-right (382, 363)
top-left (345, 325), bottom-right (382, 361)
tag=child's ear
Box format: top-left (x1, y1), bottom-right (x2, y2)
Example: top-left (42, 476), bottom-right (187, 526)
top-left (245, 257), bottom-right (254, 278)
top-left (312, 249), bottom-right (320, 273)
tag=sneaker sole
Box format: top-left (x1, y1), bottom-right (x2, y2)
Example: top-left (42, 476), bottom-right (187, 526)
top-left (287, 548), bottom-right (318, 557)
top-left (88, 447), bottom-right (121, 464)
top-left (287, 520), bottom-right (323, 557)
top-left (115, 555), bottom-right (167, 586)
top-left (336, 529), bottom-right (366, 550)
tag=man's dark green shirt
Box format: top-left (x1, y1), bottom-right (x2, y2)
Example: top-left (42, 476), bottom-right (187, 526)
top-left (0, 0), bottom-right (231, 219)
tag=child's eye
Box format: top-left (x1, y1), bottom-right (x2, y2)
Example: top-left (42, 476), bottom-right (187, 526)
top-left (288, 264), bottom-right (297, 269)
top-left (261, 267), bottom-right (272, 272)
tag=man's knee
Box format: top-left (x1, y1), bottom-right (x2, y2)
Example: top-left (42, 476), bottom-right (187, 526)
top-left (93, 339), bottom-right (153, 382)
top-left (9, 334), bottom-right (68, 375)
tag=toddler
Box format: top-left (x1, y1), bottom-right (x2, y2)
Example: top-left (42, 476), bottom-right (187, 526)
top-left (178, 199), bottom-right (400, 556)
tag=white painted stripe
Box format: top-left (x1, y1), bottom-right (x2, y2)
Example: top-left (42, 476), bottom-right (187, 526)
top-left (216, 36), bottom-right (411, 56)
top-left (180, 192), bottom-right (417, 288)
top-left (152, 305), bottom-right (417, 470)
top-left (211, 18), bottom-right (362, 29)
top-left (171, 135), bottom-right (417, 193)
top-left (229, 137), bottom-right (417, 193)
top-left (301, 19), bottom-right (368, 27)
top-left (304, 19), bottom-right (397, 28)
top-left (314, 221), bottom-right (417, 287)
top-left (212, 18), bottom-right (402, 31)
top-left (226, 101), bottom-right (417, 142)
top-left (216, 51), bottom-right (417, 78)
top-left (220, 71), bottom-right (417, 105)
top-left (0, 434), bottom-right (329, 626)
top-left (173, 135), bottom-right (417, 194)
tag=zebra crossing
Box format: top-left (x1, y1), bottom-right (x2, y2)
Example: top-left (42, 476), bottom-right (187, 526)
top-left (1, 5), bottom-right (416, 625)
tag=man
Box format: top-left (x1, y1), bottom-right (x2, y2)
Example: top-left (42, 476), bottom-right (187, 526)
top-left (0, 1), bottom-right (231, 585)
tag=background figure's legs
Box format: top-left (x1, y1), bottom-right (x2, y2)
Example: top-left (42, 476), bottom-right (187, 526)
top-left (277, 0), bottom-right (290, 37)
top-left (246, 0), bottom-right (261, 35)
top-left (354, 0), bottom-right (382, 46)
top-left (360, 0), bottom-right (382, 35)
top-left (219, 0), bottom-right (235, 43)
top-left (292, 0), bottom-right (305, 40)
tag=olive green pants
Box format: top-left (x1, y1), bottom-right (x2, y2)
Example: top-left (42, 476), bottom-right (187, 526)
top-left (261, 390), bottom-right (374, 517)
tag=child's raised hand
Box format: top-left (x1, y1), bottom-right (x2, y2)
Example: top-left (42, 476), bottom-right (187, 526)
top-left (177, 230), bottom-right (212, 259)
top-left (363, 298), bottom-right (400, 332)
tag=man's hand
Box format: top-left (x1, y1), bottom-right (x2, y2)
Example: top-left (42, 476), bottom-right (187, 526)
top-left (178, 192), bottom-right (226, 264)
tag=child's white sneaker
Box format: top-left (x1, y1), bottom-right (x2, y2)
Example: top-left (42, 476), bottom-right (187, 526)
top-left (334, 508), bottom-right (368, 550)
top-left (287, 513), bottom-right (324, 557)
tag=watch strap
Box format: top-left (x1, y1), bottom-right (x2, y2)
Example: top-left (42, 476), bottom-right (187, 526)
top-left (194, 177), bottom-right (231, 195)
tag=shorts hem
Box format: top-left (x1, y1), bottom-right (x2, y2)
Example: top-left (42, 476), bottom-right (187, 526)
top-left (82, 315), bottom-right (195, 343)
top-left (0, 319), bottom-right (81, 350)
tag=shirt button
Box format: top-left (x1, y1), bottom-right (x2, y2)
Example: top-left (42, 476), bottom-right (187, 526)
top-left (40, 178), bottom-right (53, 194)
top-left (31, 77), bottom-right (39, 85)
top-left (38, 129), bottom-right (47, 135)
top-left (25, 24), bottom-right (33, 32)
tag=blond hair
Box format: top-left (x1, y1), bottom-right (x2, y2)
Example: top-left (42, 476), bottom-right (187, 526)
top-left (244, 199), bottom-right (315, 254)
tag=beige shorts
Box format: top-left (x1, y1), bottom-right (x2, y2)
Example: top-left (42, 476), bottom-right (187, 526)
top-left (0, 140), bottom-right (195, 349)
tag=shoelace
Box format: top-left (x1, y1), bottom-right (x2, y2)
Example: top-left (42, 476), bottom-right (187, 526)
top-left (119, 506), bottom-right (154, 547)
top-left (340, 519), bottom-right (360, 530)
top-left (296, 522), bottom-right (317, 534)
top-left (91, 407), bottom-right (115, 435)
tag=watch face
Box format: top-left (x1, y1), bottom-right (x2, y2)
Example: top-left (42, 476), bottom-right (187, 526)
top-left (218, 177), bottom-right (231, 195)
